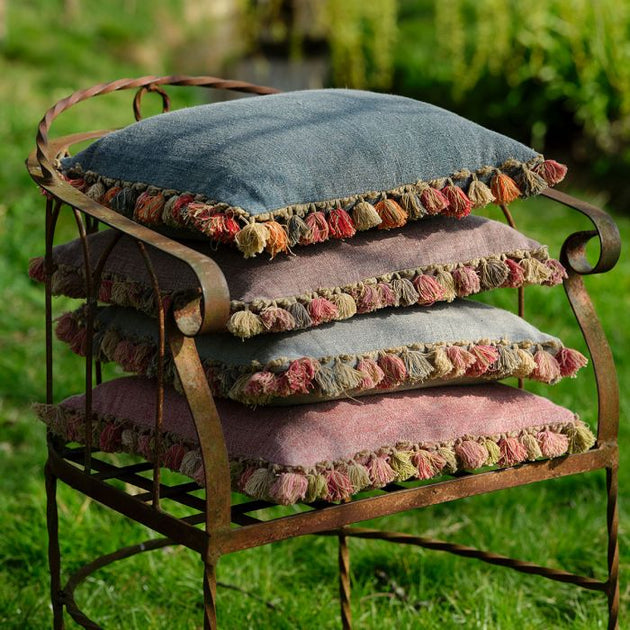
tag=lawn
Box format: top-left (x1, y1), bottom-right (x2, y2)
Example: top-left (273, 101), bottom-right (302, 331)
top-left (1, 2), bottom-right (628, 628)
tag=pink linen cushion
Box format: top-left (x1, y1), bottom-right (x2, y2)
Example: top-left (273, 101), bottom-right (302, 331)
top-left (56, 300), bottom-right (588, 406)
top-left (29, 215), bottom-right (565, 339)
top-left (36, 376), bottom-right (595, 505)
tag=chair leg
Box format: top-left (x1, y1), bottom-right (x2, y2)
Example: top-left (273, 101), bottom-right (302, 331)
top-left (339, 533), bottom-right (352, 630)
top-left (45, 463), bottom-right (65, 630)
top-left (607, 466), bottom-right (620, 630)
top-left (203, 561), bottom-right (218, 630)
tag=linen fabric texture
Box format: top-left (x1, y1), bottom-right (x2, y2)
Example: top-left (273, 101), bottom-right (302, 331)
top-left (29, 215), bottom-right (565, 339)
top-left (36, 376), bottom-right (595, 505)
top-left (55, 300), bottom-right (588, 405)
top-left (58, 89), bottom-right (567, 257)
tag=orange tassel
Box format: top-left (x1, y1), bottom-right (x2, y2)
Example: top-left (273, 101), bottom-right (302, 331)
top-left (375, 199), bottom-right (407, 230)
top-left (264, 220), bottom-right (289, 258)
top-left (491, 172), bottom-right (521, 204)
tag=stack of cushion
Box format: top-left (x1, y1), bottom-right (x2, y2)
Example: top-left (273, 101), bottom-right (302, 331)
top-left (33, 88), bottom-right (593, 505)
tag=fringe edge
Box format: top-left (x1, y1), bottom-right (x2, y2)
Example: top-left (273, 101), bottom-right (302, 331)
top-left (28, 248), bottom-right (566, 340)
top-left (55, 309), bottom-right (588, 406)
top-left (34, 401), bottom-right (595, 506)
top-left (59, 156), bottom-right (567, 259)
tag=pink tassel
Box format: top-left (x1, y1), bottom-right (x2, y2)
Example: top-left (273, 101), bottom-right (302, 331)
top-left (327, 208), bottom-right (356, 239)
top-left (466, 345), bottom-right (500, 377)
top-left (137, 434), bottom-right (153, 459)
top-left (237, 466), bottom-right (256, 492)
top-left (356, 358), bottom-right (385, 390)
top-left (326, 469), bottom-right (354, 502)
top-left (376, 282), bottom-right (397, 307)
top-left (543, 259), bottom-right (567, 286)
top-left (301, 212), bottom-right (329, 244)
top-left (356, 285), bottom-right (380, 313)
top-left (420, 187), bottom-right (449, 215)
top-left (498, 436), bottom-right (528, 466)
top-left (536, 430), bottom-right (569, 458)
top-left (98, 280), bottom-right (113, 303)
top-left (163, 443), bottom-right (187, 470)
top-left (99, 423), bottom-right (123, 452)
top-left (308, 297), bottom-right (338, 325)
top-left (502, 259), bottom-right (526, 287)
top-left (112, 340), bottom-right (138, 371)
top-left (452, 266), bottom-right (481, 297)
top-left (259, 307), bottom-right (296, 333)
top-left (377, 354), bottom-right (407, 388)
top-left (533, 159), bottom-right (568, 186)
top-left (446, 346), bottom-right (477, 377)
top-left (412, 451), bottom-right (435, 479)
top-left (275, 358), bottom-right (318, 396)
top-left (413, 274), bottom-right (446, 305)
top-left (441, 184), bottom-right (472, 219)
top-left (270, 472), bottom-right (308, 505)
top-left (55, 312), bottom-right (80, 343)
top-left (28, 257), bottom-right (46, 282)
top-left (69, 327), bottom-right (88, 357)
top-left (531, 350), bottom-right (562, 383)
top-left (555, 347), bottom-right (588, 378)
top-left (367, 456), bottom-right (396, 487)
top-left (455, 440), bottom-right (487, 469)
top-left (243, 371), bottom-right (277, 398)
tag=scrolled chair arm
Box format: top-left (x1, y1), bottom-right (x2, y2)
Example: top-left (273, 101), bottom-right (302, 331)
top-left (542, 188), bottom-right (621, 276)
top-left (27, 75), bottom-right (281, 337)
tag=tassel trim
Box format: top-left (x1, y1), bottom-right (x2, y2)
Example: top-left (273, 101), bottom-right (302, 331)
top-left (61, 156), bottom-right (565, 259)
top-left (56, 310), bottom-right (588, 405)
top-left (35, 401), bottom-right (594, 506)
top-left (30, 246), bottom-right (566, 340)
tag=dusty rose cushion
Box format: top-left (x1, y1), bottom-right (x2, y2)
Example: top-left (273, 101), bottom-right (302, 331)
top-left (29, 215), bottom-right (565, 339)
top-left (58, 89), bottom-right (567, 258)
top-left (56, 300), bottom-right (587, 406)
top-left (36, 376), bottom-right (595, 505)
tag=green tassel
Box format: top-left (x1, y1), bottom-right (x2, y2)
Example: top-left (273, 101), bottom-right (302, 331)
top-left (400, 349), bottom-right (434, 382)
top-left (346, 463), bottom-right (371, 492)
top-left (305, 473), bottom-right (328, 503)
top-left (565, 424), bottom-right (596, 454)
top-left (431, 347), bottom-right (453, 379)
top-left (521, 433), bottom-right (543, 460)
top-left (399, 192), bottom-right (425, 219)
top-left (437, 446), bottom-right (458, 473)
top-left (484, 439), bottom-right (501, 466)
top-left (351, 201), bottom-right (382, 230)
top-left (433, 269), bottom-right (457, 301)
top-left (226, 310), bottom-right (265, 339)
top-left (390, 450), bottom-right (418, 481)
top-left (243, 468), bottom-right (275, 500)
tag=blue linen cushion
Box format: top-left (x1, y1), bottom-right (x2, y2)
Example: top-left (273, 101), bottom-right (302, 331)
top-left (60, 89), bottom-right (567, 258)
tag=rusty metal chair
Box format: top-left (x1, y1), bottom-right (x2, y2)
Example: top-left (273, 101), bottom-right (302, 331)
top-left (27, 75), bottom-right (621, 629)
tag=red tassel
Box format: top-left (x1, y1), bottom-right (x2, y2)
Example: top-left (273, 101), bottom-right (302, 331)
top-left (502, 259), bottom-right (525, 287)
top-left (555, 347), bottom-right (588, 378)
top-left (326, 469), bottom-right (354, 502)
top-left (441, 184), bottom-right (472, 218)
top-left (302, 212), bottom-right (329, 244)
top-left (446, 346), bottom-right (477, 377)
top-left (491, 173), bottom-right (521, 204)
top-left (102, 186), bottom-right (122, 207)
top-left (377, 354), bottom-right (407, 388)
top-left (169, 194), bottom-right (195, 225)
top-left (420, 187), bottom-right (449, 214)
top-left (498, 437), bottom-right (528, 466)
top-left (243, 371), bottom-right (277, 398)
top-left (356, 358), bottom-right (385, 390)
top-left (543, 259), bottom-right (567, 286)
top-left (534, 159), bottom-right (568, 186)
top-left (327, 208), bottom-right (356, 239)
top-left (356, 285), bottom-right (380, 313)
top-left (275, 358), bottom-right (318, 396)
top-left (163, 443), bottom-right (187, 470)
top-left (134, 191), bottom-right (165, 225)
top-left (413, 274), bottom-right (446, 305)
top-left (376, 282), bottom-right (397, 307)
top-left (99, 423), bottom-right (123, 452)
top-left (308, 297), bottom-right (338, 325)
top-left (466, 345), bottom-right (500, 377)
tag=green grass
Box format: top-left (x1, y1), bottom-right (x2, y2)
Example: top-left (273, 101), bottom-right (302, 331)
top-left (1, 2), bottom-right (629, 628)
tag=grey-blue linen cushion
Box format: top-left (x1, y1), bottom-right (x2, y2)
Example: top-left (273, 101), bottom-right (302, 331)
top-left (60, 89), bottom-right (568, 258)
top-left (56, 300), bottom-right (587, 406)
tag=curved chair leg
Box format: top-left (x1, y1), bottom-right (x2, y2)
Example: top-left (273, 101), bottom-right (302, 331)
top-left (45, 461), bottom-right (65, 629)
top-left (203, 562), bottom-right (218, 630)
top-left (339, 533), bottom-right (352, 630)
top-left (607, 466), bottom-right (620, 630)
